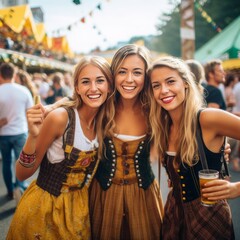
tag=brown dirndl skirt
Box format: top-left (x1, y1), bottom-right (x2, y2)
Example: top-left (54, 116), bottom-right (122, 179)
top-left (162, 192), bottom-right (235, 240)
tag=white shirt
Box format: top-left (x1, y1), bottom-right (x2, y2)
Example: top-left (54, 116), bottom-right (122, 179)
top-left (0, 83), bottom-right (33, 135)
top-left (233, 82), bottom-right (240, 112)
top-left (47, 108), bottom-right (98, 163)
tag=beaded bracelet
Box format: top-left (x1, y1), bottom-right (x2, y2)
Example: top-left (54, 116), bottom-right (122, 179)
top-left (19, 150), bottom-right (36, 168)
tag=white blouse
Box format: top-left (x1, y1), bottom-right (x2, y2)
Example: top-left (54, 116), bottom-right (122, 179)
top-left (47, 108), bottom-right (98, 163)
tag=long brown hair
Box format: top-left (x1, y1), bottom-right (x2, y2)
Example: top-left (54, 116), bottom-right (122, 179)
top-left (105, 44), bottom-right (151, 138)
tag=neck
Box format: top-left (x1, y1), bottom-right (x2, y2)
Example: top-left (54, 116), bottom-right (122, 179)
top-left (117, 97), bottom-right (141, 111)
top-left (207, 79), bottom-right (219, 87)
top-left (78, 107), bottom-right (97, 130)
top-left (1, 79), bottom-right (13, 84)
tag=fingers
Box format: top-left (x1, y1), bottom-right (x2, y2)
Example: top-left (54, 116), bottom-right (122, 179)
top-left (204, 179), bottom-right (226, 186)
top-left (202, 180), bottom-right (231, 200)
top-left (27, 104), bottom-right (45, 125)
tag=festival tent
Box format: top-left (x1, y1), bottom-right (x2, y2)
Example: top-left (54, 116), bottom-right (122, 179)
top-left (0, 5), bottom-right (45, 43)
top-left (195, 16), bottom-right (240, 70)
top-left (0, 4), bottom-right (73, 56)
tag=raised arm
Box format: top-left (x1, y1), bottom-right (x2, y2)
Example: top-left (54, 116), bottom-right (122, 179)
top-left (16, 105), bottom-right (68, 180)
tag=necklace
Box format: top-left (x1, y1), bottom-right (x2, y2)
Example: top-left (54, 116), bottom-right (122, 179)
top-left (86, 119), bottom-right (95, 130)
top-left (80, 116), bottom-right (95, 130)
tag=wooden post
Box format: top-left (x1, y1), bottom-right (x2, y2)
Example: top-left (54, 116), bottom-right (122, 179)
top-left (180, 0), bottom-right (195, 60)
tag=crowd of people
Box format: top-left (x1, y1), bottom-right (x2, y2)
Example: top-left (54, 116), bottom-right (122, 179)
top-left (0, 44), bottom-right (240, 239)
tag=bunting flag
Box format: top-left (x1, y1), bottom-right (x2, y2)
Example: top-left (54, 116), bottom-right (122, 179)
top-left (73, 0), bottom-right (81, 5)
top-left (89, 11), bottom-right (93, 17)
top-left (80, 17), bottom-right (85, 23)
top-left (195, 2), bottom-right (222, 32)
top-left (52, 0), bottom-right (111, 46)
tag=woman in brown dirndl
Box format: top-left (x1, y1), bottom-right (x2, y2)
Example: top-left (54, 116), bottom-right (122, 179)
top-left (89, 44), bottom-right (164, 240)
top-left (148, 56), bottom-right (238, 239)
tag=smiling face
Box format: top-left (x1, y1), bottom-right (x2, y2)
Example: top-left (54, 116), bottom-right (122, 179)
top-left (115, 55), bottom-right (145, 101)
top-left (150, 66), bottom-right (187, 113)
top-left (75, 64), bottom-right (109, 109)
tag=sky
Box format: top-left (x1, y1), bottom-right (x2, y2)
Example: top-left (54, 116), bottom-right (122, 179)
top-left (28, 0), bottom-right (176, 54)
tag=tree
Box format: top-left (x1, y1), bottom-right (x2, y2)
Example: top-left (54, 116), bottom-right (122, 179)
top-left (152, 0), bottom-right (240, 57)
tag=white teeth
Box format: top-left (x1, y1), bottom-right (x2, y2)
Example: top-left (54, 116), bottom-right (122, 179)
top-left (122, 86), bottom-right (136, 90)
top-left (88, 94), bottom-right (100, 99)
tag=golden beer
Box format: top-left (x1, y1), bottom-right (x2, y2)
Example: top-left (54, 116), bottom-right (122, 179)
top-left (199, 169), bottom-right (219, 206)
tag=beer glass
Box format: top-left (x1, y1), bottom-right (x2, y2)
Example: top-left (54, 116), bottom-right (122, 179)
top-left (199, 169), bottom-right (219, 206)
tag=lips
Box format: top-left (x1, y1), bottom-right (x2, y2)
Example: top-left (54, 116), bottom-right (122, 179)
top-left (161, 96), bottom-right (175, 104)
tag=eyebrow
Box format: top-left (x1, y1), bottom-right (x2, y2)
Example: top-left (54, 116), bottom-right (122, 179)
top-left (80, 75), bottom-right (105, 80)
top-left (119, 67), bottom-right (144, 71)
top-left (151, 76), bottom-right (174, 84)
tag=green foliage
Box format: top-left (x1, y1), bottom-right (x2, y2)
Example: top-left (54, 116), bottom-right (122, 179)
top-left (151, 0), bottom-right (240, 57)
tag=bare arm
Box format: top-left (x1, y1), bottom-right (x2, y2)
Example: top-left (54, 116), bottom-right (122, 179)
top-left (16, 105), bottom-right (68, 180)
top-left (44, 97), bottom-right (69, 117)
top-left (200, 109), bottom-right (240, 153)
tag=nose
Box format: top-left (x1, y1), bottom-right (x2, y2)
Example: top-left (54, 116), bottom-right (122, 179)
top-left (126, 73), bottom-right (134, 83)
top-left (90, 81), bottom-right (98, 91)
top-left (161, 84), bottom-right (169, 94)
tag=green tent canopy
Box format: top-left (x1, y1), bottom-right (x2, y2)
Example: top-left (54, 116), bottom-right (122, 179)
top-left (195, 16), bottom-right (240, 62)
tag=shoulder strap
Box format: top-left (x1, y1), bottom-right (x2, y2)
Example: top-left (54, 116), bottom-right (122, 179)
top-left (196, 109), bottom-right (209, 170)
top-left (62, 107), bottom-right (76, 158)
top-left (220, 137), bottom-right (230, 178)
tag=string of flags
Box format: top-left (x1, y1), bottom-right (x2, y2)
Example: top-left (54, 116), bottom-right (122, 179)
top-left (52, 0), bottom-right (110, 43)
top-left (195, 1), bottom-right (222, 33)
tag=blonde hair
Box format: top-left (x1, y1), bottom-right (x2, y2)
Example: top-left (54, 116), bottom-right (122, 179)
top-left (148, 56), bottom-right (205, 166)
top-left (60, 55), bottom-right (114, 158)
top-left (106, 44), bottom-right (151, 137)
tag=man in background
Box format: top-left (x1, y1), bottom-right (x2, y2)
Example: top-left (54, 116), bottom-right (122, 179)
top-left (204, 59), bottom-right (226, 110)
top-left (0, 63), bottom-right (33, 201)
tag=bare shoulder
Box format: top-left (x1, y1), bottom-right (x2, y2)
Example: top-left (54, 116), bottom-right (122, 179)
top-left (200, 108), bottom-right (239, 128)
top-left (43, 107), bottom-right (69, 134)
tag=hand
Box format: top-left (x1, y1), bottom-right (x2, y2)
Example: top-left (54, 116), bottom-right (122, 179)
top-left (0, 118), bottom-right (7, 127)
top-left (27, 104), bottom-right (45, 137)
top-left (223, 142), bottom-right (231, 163)
top-left (202, 179), bottom-right (240, 200)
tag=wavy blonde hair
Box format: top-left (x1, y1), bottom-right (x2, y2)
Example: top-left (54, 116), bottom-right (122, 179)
top-left (60, 55), bottom-right (114, 158)
top-left (148, 56), bottom-right (205, 166)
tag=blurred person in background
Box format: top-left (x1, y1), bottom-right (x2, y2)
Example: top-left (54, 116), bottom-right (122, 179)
top-left (45, 72), bottom-right (67, 104)
top-left (204, 59), bottom-right (226, 110)
top-left (233, 74), bottom-right (240, 114)
top-left (224, 73), bottom-right (238, 112)
top-left (0, 62), bottom-right (33, 201)
top-left (15, 69), bottom-right (39, 98)
top-left (63, 71), bottom-right (74, 97)
top-left (33, 73), bottom-right (50, 105)
top-left (186, 59), bottom-right (207, 87)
